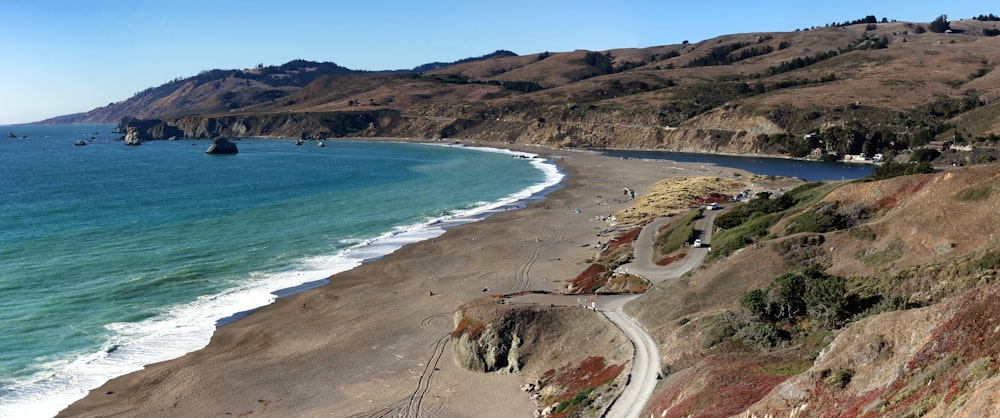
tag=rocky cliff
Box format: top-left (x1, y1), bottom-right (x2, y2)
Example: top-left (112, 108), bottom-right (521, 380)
top-left (118, 106), bottom-right (786, 156)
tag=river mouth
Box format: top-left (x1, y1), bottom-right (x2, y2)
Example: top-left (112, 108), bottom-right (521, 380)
top-left (600, 149), bottom-right (874, 181)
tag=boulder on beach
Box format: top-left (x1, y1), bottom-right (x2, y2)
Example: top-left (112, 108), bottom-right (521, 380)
top-left (205, 138), bottom-right (239, 154)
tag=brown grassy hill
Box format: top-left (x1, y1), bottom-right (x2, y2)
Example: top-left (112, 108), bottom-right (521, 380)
top-left (51, 17), bottom-right (1000, 160)
top-left (621, 165), bottom-right (1000, 417)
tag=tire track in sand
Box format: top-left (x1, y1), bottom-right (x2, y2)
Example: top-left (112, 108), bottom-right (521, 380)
top-left (350, 312), bottom-right (451, 418)
top-left (508, 222), bottom-right (565, 294)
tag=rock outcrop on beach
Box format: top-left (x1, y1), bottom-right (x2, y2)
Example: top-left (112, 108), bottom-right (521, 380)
top-left (449, 297), bottom-right (631, 414)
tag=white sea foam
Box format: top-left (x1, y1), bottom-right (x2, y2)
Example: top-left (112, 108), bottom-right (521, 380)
top-left (0, 145), bottom-right (564, 418)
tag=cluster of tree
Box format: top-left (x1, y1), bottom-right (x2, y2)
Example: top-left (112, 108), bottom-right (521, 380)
top-left (684, 42), bottom-right (775, 67)
top-left (984, 28), bottom-right (1000, 36)
top-left (828, 15), bottom-right (889, 27)
top-left (785, 201), bottom-right (873, 235)
top-left (656, 50), bottom-right (681, 61)
top-left (129, 60), bottom-right (357, 100)
top-left (850, 33), bottom-right (890, 50)
top-left (757, 133), bottom-right (816, 157)
top-left (741, 267), bottom-right (851, 331)
top-left (583, 51), bottom-right (614, 74)
top-left (929, 15), bottom-right (951, 33)
top-left (869, 160), bottom-right (935, 180)
top-left (974, 13), bottom-right (1000, 21)
top-left (500, 80), bottom-right (544, 93)
top-left (763, 50), bottom-right (839, 76)
top-left (715, 192), bottom-right (797, 230)
top-left (411, 50), bottom-right (518, 73)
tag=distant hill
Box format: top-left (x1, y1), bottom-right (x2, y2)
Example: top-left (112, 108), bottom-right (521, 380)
top-left (411, 49), bottom-right (519, 72)
top-left (40, 51), bottom-right (520, 125)
top-left (43, 15), bottom-right (1000, 162)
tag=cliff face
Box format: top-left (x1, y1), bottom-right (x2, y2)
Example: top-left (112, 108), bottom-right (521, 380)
top-left (124, 107), bottom-right (781, 156)
top-left (448, 298), bottom-right (631, 416)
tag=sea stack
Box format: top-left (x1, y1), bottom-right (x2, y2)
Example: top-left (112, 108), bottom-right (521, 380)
top-left (123, 127), bottom-right (142, 145)
top-left (205, 138), bottom-right (238, 154)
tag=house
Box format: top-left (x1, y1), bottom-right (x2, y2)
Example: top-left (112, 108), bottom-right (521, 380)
top-left (925, 141), bottom-right (952, 151)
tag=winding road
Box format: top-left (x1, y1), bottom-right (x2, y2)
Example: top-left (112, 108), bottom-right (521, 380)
top-left (601, 209), bottom-right (718, 418)
top-left (509, 209), bottom-right (720, 417)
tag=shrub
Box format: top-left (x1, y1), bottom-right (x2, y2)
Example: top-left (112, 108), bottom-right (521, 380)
top-left (741, 289), bottom-right (767, 316)
top-left (776, 234), bottom-right (826, 266)
top-left (849, 226), bottom-right (877, 241)
top-left (955, 185), bottom-right (993, 202)
top-left (737, 321), bottom-right (788, 350)
top-left (910, 148), bottom-right (941, 162)
top-left (824, 368), bottom-right (854, 389)
top-left (869, 161), bottom-right (934, 180)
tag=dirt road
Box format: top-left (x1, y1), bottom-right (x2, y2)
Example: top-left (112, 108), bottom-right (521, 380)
top-left (603, 209), bottom-right (719, 418)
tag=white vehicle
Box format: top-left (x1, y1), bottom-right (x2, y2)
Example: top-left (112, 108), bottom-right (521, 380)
top-left (707, 202), bottom-right (719, 210)
top-left (693, 239), bottom-right (702, 248)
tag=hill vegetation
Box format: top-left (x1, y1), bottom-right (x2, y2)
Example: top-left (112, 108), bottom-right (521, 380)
top-left (624, 164), bottom-right (1000, 417)
top-left (41, 15), bottom-right (1000, 164)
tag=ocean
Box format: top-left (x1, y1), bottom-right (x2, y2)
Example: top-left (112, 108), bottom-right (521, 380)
top-left (0, 125), bottom-right (561, 417)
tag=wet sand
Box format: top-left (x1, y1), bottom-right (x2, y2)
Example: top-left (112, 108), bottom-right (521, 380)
top-left (58, 142), bottom-right (745, 417)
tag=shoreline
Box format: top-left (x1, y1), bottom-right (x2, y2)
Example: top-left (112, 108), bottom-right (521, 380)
top-left (56, 140), bottom-right (758, 417)
top-left (2, 140), bottom-right (564, 418)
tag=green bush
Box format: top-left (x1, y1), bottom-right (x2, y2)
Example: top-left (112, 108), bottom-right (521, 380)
top-left (786, 201), bottom-right (871, 234)
top-left (849, 226), bottom-right (877, 241)
top-left (955, 185), bottom-right (993, 202)
top-left (869, 161), bottom-right (934, 180)
top-left (910, 148), bottom-right (941, 162)
top-left (743, 267), bottom-right (849, 330)
top-left (737, 321), bottom-right (787, 350)
top-left (741, 289), bottom-right (767, 316)
top-left (654, 209), bottom-right (703, 254)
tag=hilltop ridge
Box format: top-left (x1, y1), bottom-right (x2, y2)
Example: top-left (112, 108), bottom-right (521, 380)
top-left (47, 15), bottom-right (1000, 162)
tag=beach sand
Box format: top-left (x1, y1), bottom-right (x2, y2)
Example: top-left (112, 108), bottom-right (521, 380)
top-left (58, 143), bottom-right (749, 417)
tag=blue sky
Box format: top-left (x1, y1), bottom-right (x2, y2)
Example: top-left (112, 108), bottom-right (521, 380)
top-left (0, 0), bottom-right (992, 124)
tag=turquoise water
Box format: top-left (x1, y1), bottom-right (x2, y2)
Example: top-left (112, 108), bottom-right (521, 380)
top-left (0, 125), bottom-right (560, 417)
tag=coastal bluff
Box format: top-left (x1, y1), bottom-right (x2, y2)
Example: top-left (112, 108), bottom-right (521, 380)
top-left (116, 108), bottom-right (781, 156)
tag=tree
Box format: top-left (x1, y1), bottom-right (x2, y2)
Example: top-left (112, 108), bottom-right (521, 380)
top-left (910, 148), bottom-right (941, 162)
top-left (929, 15), bottom-right (951, 33)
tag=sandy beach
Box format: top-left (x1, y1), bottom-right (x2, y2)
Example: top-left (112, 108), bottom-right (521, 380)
top-left (58, 142), bottom-right (750, 417)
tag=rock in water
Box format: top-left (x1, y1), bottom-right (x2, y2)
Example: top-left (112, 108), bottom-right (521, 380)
top-left (123, 126), bottom-right (142, 145)
top-left (205, 138), bottom-right (238, 154)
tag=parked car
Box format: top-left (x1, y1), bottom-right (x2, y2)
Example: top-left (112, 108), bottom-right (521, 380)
top-left (707, 202), bottom-right (719, 210)
top-left (693, 239), bottom-right (702, 248)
